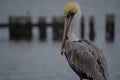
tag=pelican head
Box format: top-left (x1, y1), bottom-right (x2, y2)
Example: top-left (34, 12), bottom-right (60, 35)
top-left (61, 1), bottom-right (81, 55)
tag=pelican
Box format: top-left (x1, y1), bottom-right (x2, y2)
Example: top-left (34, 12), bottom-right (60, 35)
top-left (61, 1), bottom-right (108, 80)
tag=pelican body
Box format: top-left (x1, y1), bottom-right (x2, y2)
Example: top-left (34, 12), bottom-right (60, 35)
top-left (61, 1), bottom-right (108, 80)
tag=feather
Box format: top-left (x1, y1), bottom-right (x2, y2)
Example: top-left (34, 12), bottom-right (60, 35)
top-left (63, 39), bottom-right (108, 80)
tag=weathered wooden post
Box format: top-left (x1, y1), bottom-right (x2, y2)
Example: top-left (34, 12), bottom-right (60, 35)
top-left (89, 16), bottom-right (95, 41)
top-left (80, 16), bottom-right (85, 38)
top-left (38, 17), bottom-right (47, 41)
top-left (52, 16), bottom-right (64, 41)
top-left (9, 16), bottom-right (15, 40)
top-left (9, 16), bottom-right (32, 40)
top-left (25, 17), bottom-right (32, 40)
top-left (106, 14), bottom-right (115, 42)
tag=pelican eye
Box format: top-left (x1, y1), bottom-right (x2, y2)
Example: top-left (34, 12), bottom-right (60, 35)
top-left (66, 11), bottom-right (75, 19)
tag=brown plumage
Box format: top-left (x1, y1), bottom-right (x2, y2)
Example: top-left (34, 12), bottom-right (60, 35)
top-left (63, 39), bottom-right (108, 80)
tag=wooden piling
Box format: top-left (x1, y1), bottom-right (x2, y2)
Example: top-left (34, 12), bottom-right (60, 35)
top-left (9, 16), bottom-right (32, 40)
top-left (9, 16), bottom-right (15, 40)
top-left (52, 16), bottom-right (64, 41)
top-left (38, 17), bottom-right (47, 41)
top-left (106, 14), bottom-right (115, 42)
top-left (80, 16), bottom-right (85, 38)
top-left (89, 16), bottom-right (95, 41)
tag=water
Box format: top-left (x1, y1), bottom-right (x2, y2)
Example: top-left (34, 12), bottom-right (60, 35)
top-left (0, 0), bottom-right (120, 80)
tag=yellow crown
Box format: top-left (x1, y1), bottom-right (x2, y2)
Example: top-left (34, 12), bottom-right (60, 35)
top-left (64, 1), bottom-right (78, 16)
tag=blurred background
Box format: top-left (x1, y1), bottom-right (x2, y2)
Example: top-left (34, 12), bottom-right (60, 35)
top-left (0, 0), bottom-right (120, 80)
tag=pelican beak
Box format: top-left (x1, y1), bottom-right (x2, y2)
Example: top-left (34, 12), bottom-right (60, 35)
top-left (61, 17), bottom-right (71, 55)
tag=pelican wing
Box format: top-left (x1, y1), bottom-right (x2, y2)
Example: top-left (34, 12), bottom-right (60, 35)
top-left (82, 39), bottom-right (108, 80)
top-left (64, 39), bottom-right (108, 80)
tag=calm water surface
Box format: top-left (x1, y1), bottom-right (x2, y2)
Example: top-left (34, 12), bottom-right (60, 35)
top-left (0, 27), bottom-right (120, 80)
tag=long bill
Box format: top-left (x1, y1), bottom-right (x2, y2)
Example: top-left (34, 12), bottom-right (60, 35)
top-left (61, 18), bottom-right (71, 55)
